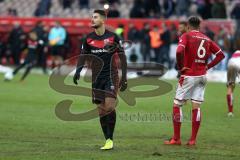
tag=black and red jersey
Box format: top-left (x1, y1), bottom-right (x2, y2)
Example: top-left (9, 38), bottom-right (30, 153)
top-left (27, 39), bottom-right (38, 54)
top-left (81, 29), bottom-right (123, 79)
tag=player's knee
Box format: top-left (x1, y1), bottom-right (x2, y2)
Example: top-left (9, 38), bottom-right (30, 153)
top-left (174, 99), bottom-right (185, 106)
top-left (103, 105), bottom-right (115, 114)
top-left (191, 101), bottom-right (201, 109)
top-left (227, 82), bottom-right (235, 89)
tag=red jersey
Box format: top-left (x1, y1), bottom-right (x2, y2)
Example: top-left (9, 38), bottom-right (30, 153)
top-left (231, 50), bottom-right (240, 58)
top-left (178, 30), bottom-right (222, 76)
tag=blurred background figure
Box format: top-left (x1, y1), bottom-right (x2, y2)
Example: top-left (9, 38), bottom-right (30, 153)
top-left (204, 26), bottom-right (215, 40)
top-left (32, 21), bottom-right (49, 74)
top-left (7, 22), bottom-right (26, 65)
top-left (176, 0), bottom-right (191, 17)
top-left (48, 21), bottom-right (66, 68)
top-left (149, 25), bottom-right (162, 63)
top-left (215, 25), bottom-right (231, 70)
top-left (231, 1), bottom-right (240, 19)
top-left (130, 0), bottom-right (145, 18)
top-left (11, 31), bottom-right (39, 81)
top-left (161, 0), bottom-right (174, 18)
top-left (160, 23), bottom-right (171, 68)
top-left (34, 0), bottom-right (51, 17)
top-left (0, 33), bottom-right (10, 64)
top-left (177, 21), bottom-right (188, 36)
top-left (107, 2), bottom-right (120, 18)
top-left (126, 23), bottom-right (142, 62)
top-left (7, 7), bottom-right (18, 17)
top-left (144, 0), bottom-right (161, 18)
top-left (78, 0), bottom-right (89, 9)
top-left (140, 23), bottom-right (151, 62)
top-left (115, 24), bottom-right (124, 40)
top-left (211, 0), bottom-right (227, 19)
top-left (197, 0), bottom-right (212, 19)
top-left (60, 0), bottom-right (72, 10)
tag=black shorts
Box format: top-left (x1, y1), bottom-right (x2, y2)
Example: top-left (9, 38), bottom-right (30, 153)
top-left (51, 45), bottom-right (64, 57)
top-left (24, 53), bottom-right (37, 64)
top-left (92, 77), bottom-right (119, 104)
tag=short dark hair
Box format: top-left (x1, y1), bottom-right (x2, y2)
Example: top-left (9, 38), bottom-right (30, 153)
top-left (93, 9), bottom-right (106, 18)
top-left (188, 16), bottom-right (201, 28)
top-left (179, 21), bottom-right (187, 26)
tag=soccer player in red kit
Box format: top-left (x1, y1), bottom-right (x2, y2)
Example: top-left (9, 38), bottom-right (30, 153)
top-left (226, 50), bottom-right (240, 117)
top-left (164, 16), bottom-right (225, 146)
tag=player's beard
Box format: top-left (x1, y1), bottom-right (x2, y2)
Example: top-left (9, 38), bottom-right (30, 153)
top-left (91, 23), bottom-right (100, 29)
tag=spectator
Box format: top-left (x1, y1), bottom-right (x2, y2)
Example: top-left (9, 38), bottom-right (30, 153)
top-left (7, 22), bottom-right (25, 65)
top-left (233, 21), bottom-right (240, 51)
top-left (231, 2), bottom-right (240, 19)
top-left (215, 25), bottom-right (231, 70)
top-left (159, 23), bottom-right (171, 68)
top-left (100, 0), bottom-right (120, 4)
top-left (211, 0), bottom-right (227, 19)
top-left (176, 0), bottom-right (191, 17)
top-left (60, 0), bottom-right (72, 9)
top-left (115, 24), bottom-right (124, 40)
top-left (0, 33), bottom-right (9, 64)
top-left (126, 23), bottom-right (142, 62)
top-left (107, 3), bottom-right (120, 18)
top-left (130, 0), bottom-right (145, 18)
top-left (140, 23), bottom-right (151, 62)
top-left (204, 26), bottom-right (215, 40)
top-left (48, 21), bottom-right (66, 68)
top-left (197, 0), bottom-right (212, 19)
top-left (12, 31), bottom-right (39, 81)
top-left (178, 21), bottom-right (188, 36)
top-left (32, 21), bottom-right (49, 74)
top-left (34, 0), bottom-right (51, 17)
top-left (78, 0), bottom-right (89, 9)
top-left (62, 28), bottom-right (71, 60)
top-left (161, 0), bottom-right (174, 18)
top-left (144, 0), bottom-right (161, 18)
top-left (169, 23), bottom-right (178, 44)
top-left (149, 25), bottom-right (163, 62)
top-left (7, 8), bottom-right (18, 17)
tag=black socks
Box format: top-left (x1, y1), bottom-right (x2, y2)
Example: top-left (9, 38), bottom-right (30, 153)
top-left (100, 110), bottom-right (116, 140)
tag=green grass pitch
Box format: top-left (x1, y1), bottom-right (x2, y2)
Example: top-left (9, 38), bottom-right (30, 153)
top-left (1, 73), bottom-right (240, 160)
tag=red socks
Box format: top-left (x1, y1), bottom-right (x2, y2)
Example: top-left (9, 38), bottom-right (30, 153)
top-left (172, 105), bottom-right (202, 142)
top-left (227, 94), bottom-right (233, 113)
top-left (190, 108), bottom-right (201, 141)
top-left (172, 105), bottom-right (182, 140)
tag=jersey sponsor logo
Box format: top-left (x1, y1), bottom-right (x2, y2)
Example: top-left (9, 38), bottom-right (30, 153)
top-left (195, 59), bottom-right (205, 63)
top-left (192, 35), bottom-right (209, 41)
top-left (91, 49), bottom-right (108, 53)
top-left (28, 44), bottom-right (37, 49)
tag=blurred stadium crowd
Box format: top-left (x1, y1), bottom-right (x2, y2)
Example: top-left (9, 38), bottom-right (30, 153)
top-left (1, 0), bottom-right (240, 19)
top-left (0, 0), bottom-right (240, 72)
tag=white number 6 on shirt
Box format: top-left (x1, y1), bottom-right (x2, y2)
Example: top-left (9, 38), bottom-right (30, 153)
top-left (197, 40), bottom-right (206, 58)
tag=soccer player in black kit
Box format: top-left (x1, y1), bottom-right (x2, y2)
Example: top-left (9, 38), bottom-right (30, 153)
top-left (11, 31), bottom-right (39, 81)
top-left (73, 10), bottom-right (127, 150)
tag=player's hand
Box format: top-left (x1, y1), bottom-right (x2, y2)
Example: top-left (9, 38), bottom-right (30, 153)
top-left (180, 67), bottom-right (190, 73)
top-left (73, 72), bottom-right (80, 85)
top-left (119, 78), bottom-right (127, 92)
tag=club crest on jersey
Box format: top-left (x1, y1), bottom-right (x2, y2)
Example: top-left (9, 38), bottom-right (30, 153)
top-left (110, 85), bottom-right (115, 90)
top-left (104, 39), bottom-right (110, 45)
